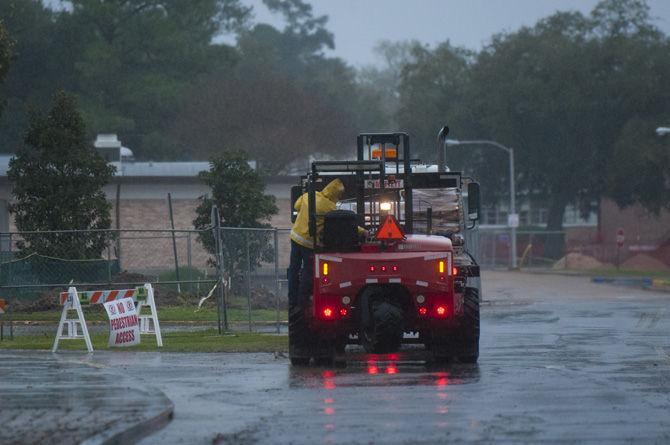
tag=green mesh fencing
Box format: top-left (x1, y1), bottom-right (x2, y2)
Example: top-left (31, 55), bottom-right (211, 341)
top-left (0, 253), bottom-right (120, 300)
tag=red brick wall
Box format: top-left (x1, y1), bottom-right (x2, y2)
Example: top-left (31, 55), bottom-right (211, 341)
top-left (600, 199), bottom-right (670, 245)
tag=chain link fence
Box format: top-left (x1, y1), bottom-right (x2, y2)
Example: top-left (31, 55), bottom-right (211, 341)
top-left (0, 227), bottom-right (292, 334)
top-left (472, 227), bottom-right (670, 271)
top-left (217, 227), bottom-right (289, 332)
top-left (469, 228), bottom-right (568, 269)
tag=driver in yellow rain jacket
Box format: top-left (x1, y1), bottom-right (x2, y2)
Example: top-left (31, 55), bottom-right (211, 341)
top-left (288, 178), bottom-right (366, 307)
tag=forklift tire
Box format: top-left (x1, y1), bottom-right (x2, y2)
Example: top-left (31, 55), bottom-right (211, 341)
top-left (312, 336), bottom-right (337, 366)
top-left (289, 305), bottom-right (312, 365)
top-left (290, 357), bottom-right (311, 366)
top-left (459, 287), bottom-right (480, 363)
top-left (362, 301), bottom-right (403, 353)
top-left (428, 334), bottom-right (454, 363)
top-left (314, 356), bottom-right (335, 367)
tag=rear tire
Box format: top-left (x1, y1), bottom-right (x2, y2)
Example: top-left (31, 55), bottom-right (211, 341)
top-left (429, 334), bottom-right (454, 363)
top-left (290, 357), bottom-right (310, 366)
top-left (362, 301), bottom-right (403, 353)
top-left (289, 305), bottom-right (312, 365)
top-left (428, 287), bottom-right (480, 363)
top-left (459, 287), bottom-right (480, 363)
top-left (314, 356), bottom-right (335, 367)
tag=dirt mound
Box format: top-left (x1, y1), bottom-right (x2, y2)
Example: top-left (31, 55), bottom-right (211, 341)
top-left (13, 290), bottom-right (60, 312)
top-left (112, 271), bottom-right (183, 305)
top-left (553, 253), bottom-right (604, 270)
top-left (112, 271), bottom-right (148, 285)
top-left (227, 286), bottom-right (282, 310)
top-left (621, 254), bottom-right (670, 272)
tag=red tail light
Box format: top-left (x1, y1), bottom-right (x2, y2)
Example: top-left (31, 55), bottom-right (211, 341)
top-left (418, 307), bottom-right (428, 316)
top-left (436, 306), bottom-right (447, 317)
top-left (452, 267), bottom-right (458, 276)
top-left (339, 308), bottom-right (348, 317)
top-left (323, 307), bottom-right (333, 318)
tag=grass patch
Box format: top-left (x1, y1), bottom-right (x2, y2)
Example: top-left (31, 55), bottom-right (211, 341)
top-left (8, 306), bottom-right (284, 323)
top-left (0, 329), bottom-right (288, 353)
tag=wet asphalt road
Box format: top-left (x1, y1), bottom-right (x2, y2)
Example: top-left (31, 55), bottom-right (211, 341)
top-left (0, 351), bottom-right (173, 445)
top-left (79, 271), bottom-right (669, 444)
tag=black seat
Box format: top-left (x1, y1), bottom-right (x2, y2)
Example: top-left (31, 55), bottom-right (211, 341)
top-left (323, 210), bottom-right (359, 252)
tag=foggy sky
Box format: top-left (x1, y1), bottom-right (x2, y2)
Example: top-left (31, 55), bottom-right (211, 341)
top-left (249, 0), bottom-right (670, 67)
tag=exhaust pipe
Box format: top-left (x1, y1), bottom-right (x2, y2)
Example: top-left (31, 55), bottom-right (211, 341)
top-left (437, 126), bottom-right (449, 173)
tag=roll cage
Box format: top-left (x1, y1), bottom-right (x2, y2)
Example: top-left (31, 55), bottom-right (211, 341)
top-left (292, 133), bottom-right (467, 252)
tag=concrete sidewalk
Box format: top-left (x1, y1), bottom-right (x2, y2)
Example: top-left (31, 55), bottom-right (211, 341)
top-left (0, 351), bottom-right (173, 445)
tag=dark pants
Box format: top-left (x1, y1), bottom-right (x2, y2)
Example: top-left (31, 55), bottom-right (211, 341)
top-left (288, 240), bottom-right (314, 308)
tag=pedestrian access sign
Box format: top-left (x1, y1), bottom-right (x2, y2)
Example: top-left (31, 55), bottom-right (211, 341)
top-left (104, 297), bottom-right (140, 347)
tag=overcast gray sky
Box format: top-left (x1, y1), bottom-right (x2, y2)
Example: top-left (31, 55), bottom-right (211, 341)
top-left (249, 0), bottom-right (670, 67)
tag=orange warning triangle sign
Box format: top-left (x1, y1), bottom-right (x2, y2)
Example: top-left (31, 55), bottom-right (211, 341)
top-left (375, 214), bottom-right (405, 240)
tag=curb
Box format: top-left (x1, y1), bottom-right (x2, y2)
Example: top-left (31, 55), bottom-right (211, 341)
top-left (650, 278), bottom-right (670, 293)
top-left (591, 276), bottom-right (670, 293)
top-left (82, 396), bottom-right (174, 445)
top-left (516, 268), bottom-right (589, 277)
top-left (591, 276), bottom-right (653, 287)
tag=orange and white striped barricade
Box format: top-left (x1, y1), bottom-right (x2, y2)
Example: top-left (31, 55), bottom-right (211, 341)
top-left (52, 283), bottom-right (162, 352)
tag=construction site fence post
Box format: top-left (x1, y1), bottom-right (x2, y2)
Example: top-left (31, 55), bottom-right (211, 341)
top-left (211, 205), bottom-right (224, 334)
top-left (246, 232), bottom-right (252, 332)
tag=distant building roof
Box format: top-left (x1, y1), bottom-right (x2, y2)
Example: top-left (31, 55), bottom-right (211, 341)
top-left (0, 156), bottom-right (261, 178)
top-left (114, 161), bottom-right (210, 177)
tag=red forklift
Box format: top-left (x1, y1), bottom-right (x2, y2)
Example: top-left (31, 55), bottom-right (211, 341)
top-left (289, 131), bottom-right (481, 365)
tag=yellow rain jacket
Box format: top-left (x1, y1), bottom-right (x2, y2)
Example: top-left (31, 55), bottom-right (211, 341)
top-left (290, 178), bottom-right (345, 249)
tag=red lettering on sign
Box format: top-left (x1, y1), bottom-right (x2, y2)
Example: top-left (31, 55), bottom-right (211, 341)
top-left (114, 330), bottom-right (136, 344)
